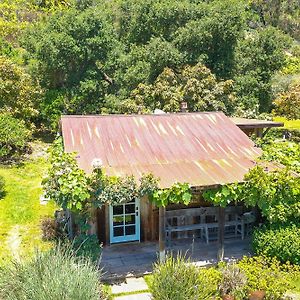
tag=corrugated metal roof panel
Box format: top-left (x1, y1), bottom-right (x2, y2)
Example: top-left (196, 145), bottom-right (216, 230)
top-left (61, 112), bottom-right (261, 188)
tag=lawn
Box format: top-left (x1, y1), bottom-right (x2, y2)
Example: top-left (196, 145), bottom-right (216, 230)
top-left (273, 116), bottom-right (300, 130)
top-left (0, 144), bottom-right (56, 265)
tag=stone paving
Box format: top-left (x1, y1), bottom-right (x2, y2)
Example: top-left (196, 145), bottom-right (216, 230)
top-left (101, 237), bottom-right (251, 280)
top-left (111, 277), bottom-right (149, 294)
top-left (110, 277), bottom-right (151, 299)
top-left (114, 293), bottom-right (152, 300)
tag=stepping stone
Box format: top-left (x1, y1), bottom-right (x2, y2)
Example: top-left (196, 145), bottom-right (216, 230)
top-left (111, 277), bottom-right (148, 295)
top-left (114, 293), bottom-right (152, 300)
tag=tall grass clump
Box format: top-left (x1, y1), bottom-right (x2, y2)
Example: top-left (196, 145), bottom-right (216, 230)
top-left (0, 245), bottom-right (104, 300)
top-left (149, 254), bottom-right (220, 300)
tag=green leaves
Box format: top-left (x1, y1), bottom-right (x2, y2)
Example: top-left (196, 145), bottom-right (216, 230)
top-left (253, 224), bottom-right (300, 265)
top-left (0, 56), bottom-right (41, 122)
top-left (0, 112), bottom-right (32, 161)
top-left (123, 63), bottom-right (235, 114)
top-left (151, 182), bottom-right (192, 207)
top-left (42, 137), bottom-right (91, 212)
top-left (203, 184), bottom-right (242, 207)
top-left (204, 138), bottom-right (300, 223)
top-left (43, 138), bottom-right (160, 210)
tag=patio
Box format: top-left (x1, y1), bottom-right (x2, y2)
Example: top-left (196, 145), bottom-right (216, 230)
top-left (100, 237), bottom-right (252, 281)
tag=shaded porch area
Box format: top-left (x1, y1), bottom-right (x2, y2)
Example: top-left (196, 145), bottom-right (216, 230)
top-left (101, 237), bottom-right (251, 281)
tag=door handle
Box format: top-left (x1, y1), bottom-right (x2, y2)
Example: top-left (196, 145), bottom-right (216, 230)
top-left (136, 211), bottom-right (139, 216)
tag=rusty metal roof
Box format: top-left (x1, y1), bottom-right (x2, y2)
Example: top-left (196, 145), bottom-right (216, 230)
top-left (61, 112), bottom-right (262, 189)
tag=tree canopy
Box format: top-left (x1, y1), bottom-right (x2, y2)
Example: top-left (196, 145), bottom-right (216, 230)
top-left (0, 0), bottom-right (299, 130)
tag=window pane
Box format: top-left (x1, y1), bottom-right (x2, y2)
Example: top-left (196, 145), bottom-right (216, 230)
top-left (125, 214), bottom-right (135, 225)
top-left (113, 227), bottom-right (124, 237)
top-left (113, 216), bottom-right (124, 226)
top-left (113, 205), bottom-right (124, 215)
top-left (125, 204), bottom-right (135, 214)
top-left (125, 225), bottom-right (136, 235)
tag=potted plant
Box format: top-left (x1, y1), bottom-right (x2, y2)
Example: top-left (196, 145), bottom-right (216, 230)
top-left (219, 264), bottom-right (247, 300)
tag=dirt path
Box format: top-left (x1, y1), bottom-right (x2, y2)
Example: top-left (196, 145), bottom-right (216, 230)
top-left (6, 225), bottom-right (21, 260)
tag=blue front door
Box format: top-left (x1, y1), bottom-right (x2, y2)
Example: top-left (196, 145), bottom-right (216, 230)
top-left (109, 199), bottom-right (140, 244)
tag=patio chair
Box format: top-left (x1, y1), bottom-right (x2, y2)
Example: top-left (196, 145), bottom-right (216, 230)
top-left (237, 211), bottom-right (256, 239)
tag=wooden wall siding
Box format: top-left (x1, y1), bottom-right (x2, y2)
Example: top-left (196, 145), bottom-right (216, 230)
top-left (140, 196), bottom-right (152, 242)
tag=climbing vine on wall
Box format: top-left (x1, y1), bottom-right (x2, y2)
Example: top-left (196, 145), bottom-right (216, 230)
top-left (151, 182), bottom-right (192, 207)
top-left (203, 165), bottom-right (300, 224)
top-left (42, 138), bottom-right (91, 212)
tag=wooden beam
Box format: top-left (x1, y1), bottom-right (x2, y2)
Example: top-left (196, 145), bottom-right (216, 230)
top-left (217, 206), bottom-right (225, 262)
top-left (159, 206), bottom-right (166, 263)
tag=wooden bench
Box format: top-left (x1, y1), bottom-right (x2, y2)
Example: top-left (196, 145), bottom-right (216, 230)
top-left (165, 206), bottom-right (244, 245)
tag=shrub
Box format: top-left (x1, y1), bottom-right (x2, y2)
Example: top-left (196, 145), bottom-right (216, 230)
top-left (40, 217), bottom-right (60, 240)
top-left (197, 267), bottom-right (221, 300)
top-left (268, 127), bottom-right (300, 143)
top-left (219, 264), bottom-right (247, 299)
top-left (73, 234), bottom-right (102, 263)
top-left (0, 113), bottom-right (31, 161)
top-left (150, 255), bottom-right (296, 300)
top-left (252, 224), bottom-right (300, 265)
top-left (273, 83), bottom-right (300, 120)
top-left (237, 256), bottom-right (295, 300)
top-left (149, 255), bottom-right (220, 300)
top-left (0, 245), bottom-right (105, 300)
top-left (0, 176), bottom-right (4, 199)
top-left (0, 56), bottom-right (41, 122)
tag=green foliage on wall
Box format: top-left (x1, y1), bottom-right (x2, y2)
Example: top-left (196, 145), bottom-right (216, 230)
top-left (204, 140), bottom-right (300, 224)
top-left (42, 138), bottom-right (91, 212)
top-left (152, 183), bottom-right (192, 207)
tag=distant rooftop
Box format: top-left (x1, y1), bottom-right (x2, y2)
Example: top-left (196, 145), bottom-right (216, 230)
top-left (230, 117), bottom-right (284, 129)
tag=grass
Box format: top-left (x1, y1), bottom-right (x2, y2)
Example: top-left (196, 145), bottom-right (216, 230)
top-left (273, 116), bottom-right (300, 130)
top-left (291, 274), bottom-right (300, 292)
top-left (0, 144), bottom-right (56, 265)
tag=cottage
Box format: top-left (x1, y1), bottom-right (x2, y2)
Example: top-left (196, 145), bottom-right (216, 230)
top-left (60, 112), bottom-right (282, 250)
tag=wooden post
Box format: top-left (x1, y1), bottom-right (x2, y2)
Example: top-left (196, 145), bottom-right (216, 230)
top-left (254, 128), bottom-right (263, 138)
top-left (105, 204), bottom-right (110, 246)
top-left (159, 206), bottom-right (166, 263)
top-left (218, 206), bottom-right (225, 262)
top-left (88, 208), bottom-right (97, 235)
top-left (66, 209), bottom-right (74, 239)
